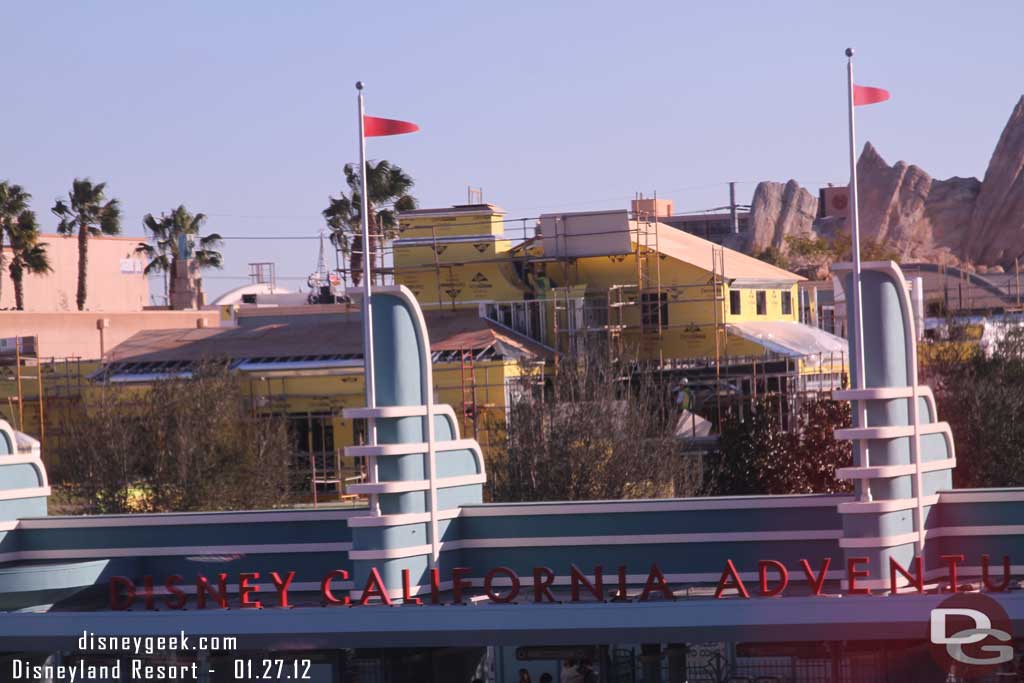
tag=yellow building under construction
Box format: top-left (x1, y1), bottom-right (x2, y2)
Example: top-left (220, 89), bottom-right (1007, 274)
top-left (391, 202), bottom-right (846, 370)
top-left (5, 200), bottom-right (847, 504)
top-left (80, 304), bottom-right (548, 502)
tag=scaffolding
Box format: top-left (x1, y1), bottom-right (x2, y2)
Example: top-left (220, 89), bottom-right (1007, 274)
top-left (370, 198), bottom-right (845, 437)
top-left (0, 337), bottom-right (44, 445)
top-left (633, 192), bottom-right (664, 337)
top-left (248, 262), bottom-right (277, 288)
top-left (247, 354), bottom-right (514, 505)
top-left (459, 350), bottom-right (478, 440)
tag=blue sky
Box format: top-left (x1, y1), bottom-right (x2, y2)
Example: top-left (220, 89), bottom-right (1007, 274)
top-left (4, 1), bottom-right (1022, 300)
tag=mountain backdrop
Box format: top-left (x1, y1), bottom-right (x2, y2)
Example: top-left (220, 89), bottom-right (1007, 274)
top-left (745, 95), bottom-right (1024, 272)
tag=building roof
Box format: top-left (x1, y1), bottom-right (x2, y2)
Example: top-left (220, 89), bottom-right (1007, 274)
top-left (653, 222), bottom-right (802, 284)
top-left (534, 209), bottom-right (800, 283)
top-left (725, 321), bottom-right (847, 360)
top-left (400, 204), bottom-right (505, 219)
top-left (97, 308), bottom-right (550, 381)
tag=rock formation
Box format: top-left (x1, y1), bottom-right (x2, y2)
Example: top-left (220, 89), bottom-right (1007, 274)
top-left (967, 96), bottom-right (1024, 266)
top-left (855, 142), bottom-right (980, 263)
top-left (745, 180), bottom-right (818, 253)
top-left (745, 94), bottom-right (1024, 269)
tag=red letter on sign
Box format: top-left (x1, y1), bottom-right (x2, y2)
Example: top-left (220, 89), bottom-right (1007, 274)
top-left (270, 571), bottom-right (295, 608)
top-left (613, 565), bottom-right (629, 602)
top-left (452, 567), bottom-right (473, 604)
top-left (430, 567), bottom-right (441, 604)
top-left (197, 574), bottom-right (228, 609)
top-left (847, 557), bottom-right (871, 595)
top-left (109, 576), bottom-right (136, 610)
top-left (889, 556), bottom-right (923, 594)
top-left (758, 560), bottom-right (789, 597)
top-left (639, 564), bottom-right (674, 601)
top-left (533, 567), bottom-right (556, 603)
top-left (982, 554), bottom-right (1011, 592)
top-left (484, 567), bottom-right (521, 603)
top-left (940, 554), bottom-right (964, 593)
top-left (401, 568), bottom-right (423, 605)
top-left (240, 572), bottom-right (262, 608)
top-left (570, 565), bottom-right (603, 602)
top-left (800, 558), bottom-right (831, 596)
top-left (714, 560), bottom-right (750, 599)
top-left (165, 575), bottom-right (186, 610)
top-left (321, 569), bottom-right (350, 605)
top-left (142, 575), bottom-right (155, 611)
top-left (359, 567), bottom-right (392, 606)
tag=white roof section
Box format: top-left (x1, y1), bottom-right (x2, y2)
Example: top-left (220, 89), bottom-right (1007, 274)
top-left (537, 210), bottom-right (802, 283)
top-left (726, 321), bottom-right (848, 360)
top-left (655, 223), bottom-right (802, 283)
top-left (207, 283), bottom-right (295, 307)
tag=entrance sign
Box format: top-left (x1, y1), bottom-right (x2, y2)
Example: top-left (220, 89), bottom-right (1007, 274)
top-left (108, 554), bottom-right (1014, 611)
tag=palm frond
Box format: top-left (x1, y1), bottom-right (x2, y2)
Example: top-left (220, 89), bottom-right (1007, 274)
top-left (142, 213), bottom-right (168, 238)
top-left (143, 255), bottom-right (171, 275)
top-left (21, 244), bottom-right (52, 274)
top-left (15, 209), bottom-right (39, 233)
top-left (393, 194), bottom-right (417, 212)
top-left (188, 211), bottom-right (208, 234)
top-left (194, 250), bottom-right (223, 269)
top-left (198, 232), bottom-right (222, 248)
top-left (99, 198), bottom-right (122, 235)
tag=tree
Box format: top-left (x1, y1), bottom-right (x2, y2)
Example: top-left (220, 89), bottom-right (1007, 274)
top-left (52, 178), bottom-right (121, 310)
top-left (785, 231), bottom-right (902, 276)
top-left (751, 245), bottom-right (789, 269)
top-left (323, 160), bottom-right (417, 287)
top-left (0, 181), bottom-right (33, 302)
top-left (708, 396), bottom-right (852, 495)
top-left (489, 349), bottom-right (695, 502)
top-left (923, 327), bottom-right (1024, 489)
top-left (53, 363), bottom-right (292, 513)
top-left (7, 212), bottom-right (52, 310)
top-left (136, 205), bottom-right (223, 304)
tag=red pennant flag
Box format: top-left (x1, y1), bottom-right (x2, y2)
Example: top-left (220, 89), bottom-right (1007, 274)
top-left (363, 115), bottom-right (420, 137)
top-left (853, 85), bottom-right (890, 106)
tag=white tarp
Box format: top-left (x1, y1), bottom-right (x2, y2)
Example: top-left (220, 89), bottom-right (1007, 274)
top-left (726, 321), bottom-right (848, 359)
top-left (674, 410), bottom-right (713, 440)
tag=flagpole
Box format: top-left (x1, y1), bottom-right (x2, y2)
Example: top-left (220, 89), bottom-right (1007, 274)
top-left (846, 48), bottom-right (871, 502)
top-left (356, 81), bottom-right (380, 515)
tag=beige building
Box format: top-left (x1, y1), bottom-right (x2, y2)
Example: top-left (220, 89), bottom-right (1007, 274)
top-left (0, 233), bottom-right (149, 312)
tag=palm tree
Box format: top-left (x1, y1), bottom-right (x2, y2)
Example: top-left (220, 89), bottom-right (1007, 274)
top-left (322, 160), bottom-right (416, 286)
top-left (52, 179), bottom-right (121, 310)
top-left (136, 205), bottom-right (223, 305)
top-left (0, 181), bottom-right (33, 302)
top-left (7, 212), bottom-right (52, 310)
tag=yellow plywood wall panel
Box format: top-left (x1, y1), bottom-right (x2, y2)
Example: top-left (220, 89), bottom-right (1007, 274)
top-left (399, 212), bottom-right (506, 240)
top-left (394, 237), bottom-right (529, 307)
top-left (724, 284), bottom-right (800, 323)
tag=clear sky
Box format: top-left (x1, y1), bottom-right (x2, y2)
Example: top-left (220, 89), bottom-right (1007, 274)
top-left (4, 1), bottom-right (1022, 300)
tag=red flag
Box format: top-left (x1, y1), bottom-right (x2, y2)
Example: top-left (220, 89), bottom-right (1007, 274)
top-left (363, 115), bottom-right (419, 137)
top-left (853, 85), bottom-right (890, 106)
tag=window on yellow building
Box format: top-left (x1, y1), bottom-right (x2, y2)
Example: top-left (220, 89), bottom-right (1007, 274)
top-left (756, 291), bottom-right (767, 315)
top-left (781, 291), bottom-right (792, 315)
top-left (641, 292), bottom-right (669, 327)
top-left (729, 290), bottom-right (741, 315)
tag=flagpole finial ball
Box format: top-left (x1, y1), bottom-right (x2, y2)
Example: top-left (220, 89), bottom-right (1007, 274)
top-left (845, 48), bottom-right (855, 57)
top-left (356, 81), bottom-right (365, 90)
